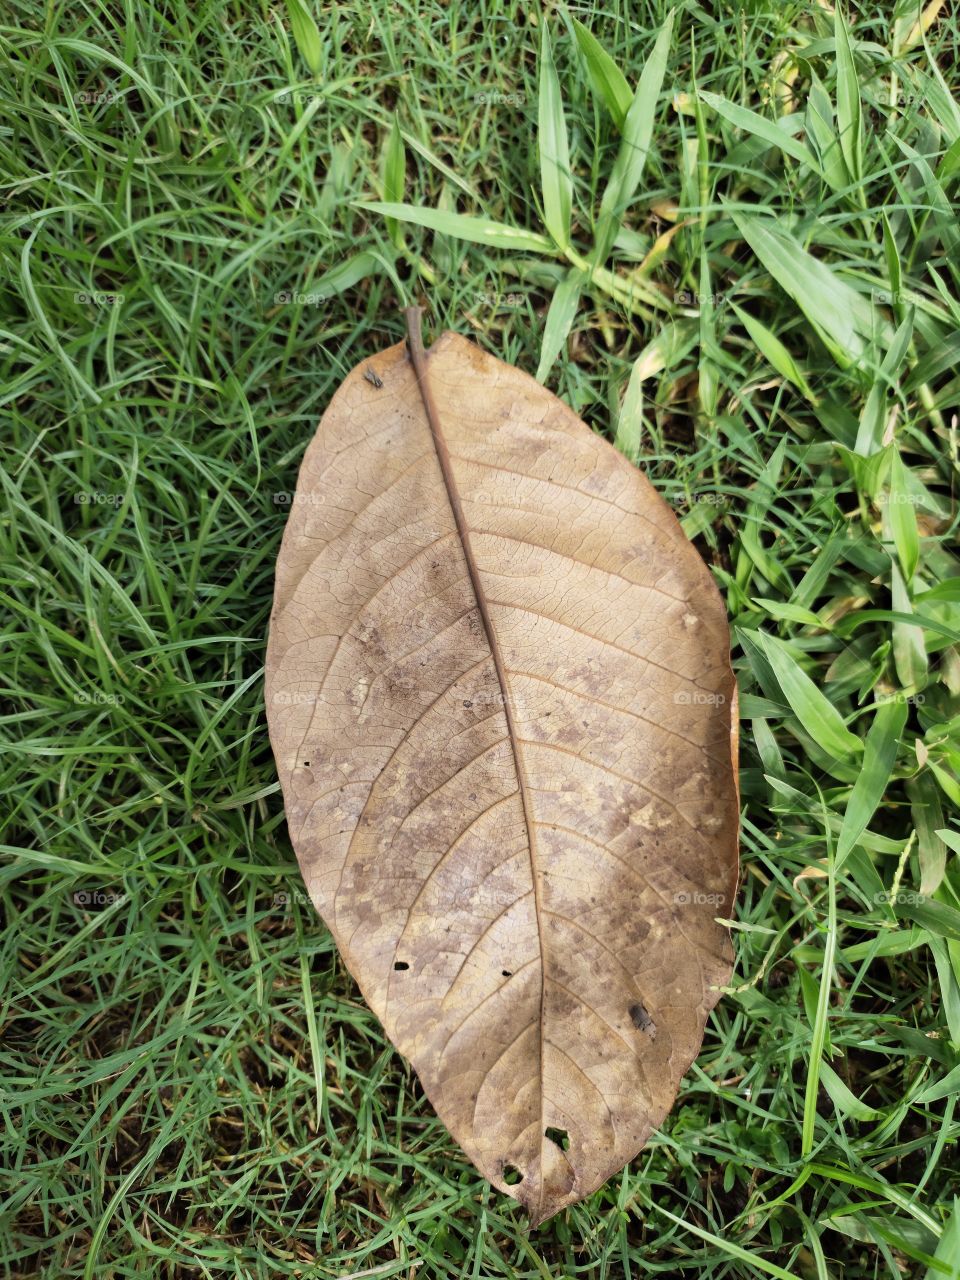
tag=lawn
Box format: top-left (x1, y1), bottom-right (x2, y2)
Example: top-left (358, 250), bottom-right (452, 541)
top-left (2, 0), bottom-right (960, 1277)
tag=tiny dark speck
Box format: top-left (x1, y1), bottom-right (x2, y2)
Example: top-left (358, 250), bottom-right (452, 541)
top-left (629, 1002), bottom-right (656, 1036)
top-left (463, 699), bottom-right (473, 708)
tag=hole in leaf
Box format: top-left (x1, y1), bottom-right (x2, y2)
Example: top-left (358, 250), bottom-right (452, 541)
top-left (501, 969), bottom-right (512, 977)
top-left (502, 1164), bottom-right (522, 1184)
top-left (545, 1126), bottom-right (569, 1151)
top-left (393, 961), bottom-right (409, 971)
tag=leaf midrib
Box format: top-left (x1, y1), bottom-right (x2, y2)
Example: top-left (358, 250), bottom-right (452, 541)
top-left (403, 310), bottom-right (548, 1209)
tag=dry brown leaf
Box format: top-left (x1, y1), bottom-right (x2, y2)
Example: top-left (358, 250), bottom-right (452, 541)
top-left (266, 309), bottom-right (739, 1225)
top-left (792, 863), bottom-right (829, 891)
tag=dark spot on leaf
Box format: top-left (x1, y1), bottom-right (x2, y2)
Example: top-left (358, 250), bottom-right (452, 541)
top-left (502, 969), bottom-right (512, 977)
top-left (629, 1002), bottom-right (656, 1037)
top-left (545, 1126), bottom-right (569, 1151)
top-left (394, 961), bottom-right (409, 971)
top-left (463, 699), bottom-right (473, 707)
top-left (503, 1164), bottom-right (522, 1184)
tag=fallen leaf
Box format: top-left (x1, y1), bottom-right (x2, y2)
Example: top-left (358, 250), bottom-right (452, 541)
top-left (650, 198), bottom-right (680, 222)
top-left (632, 218), bottom-right (696, 278)
top-left (901, 0), bottom-right (946, 49)
top-left (266, 308), bottom-right (739, 1225)
top-left (793, 863), bottom-right (828, 891)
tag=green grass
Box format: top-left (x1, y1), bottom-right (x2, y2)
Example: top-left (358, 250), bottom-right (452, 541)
top-left (2, 0), bottom-right (960, 1276)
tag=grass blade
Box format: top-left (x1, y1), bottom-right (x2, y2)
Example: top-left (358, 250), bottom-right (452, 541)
top-left (571, 17), bottom-right (632, 130)
top-left (836, 696), bottom-right (908, 869)
top-left (535, 268), bottom-right (583, 382)
top-left (539, 24), bottom-right (573, 250)
top-left (731, 301), bottom-right (818, 403)
top-left (834, 5), bottom-right (863, 186)
top-left (891, 561), bottom-right (928, 689)
top-left (382, 114), bottom-right (406, 248)
top-left (804, 73), bottom-right (847, 192)
top-left (615, 321), bottom-right (697, 459)
top-left (398, 128), bottom-right (481, 199)
top-left (284, 0), bottom-right (323, 77)
top-left (893, 897), bottom-right (960, 944)
top-left (311, 251), bottom-right (381, 297)
top-left (730, 211), bottom-right (888, 367)
top-left (915, 1066), bottom-right (960, 1106)
top-left (882, 209), bottom-right (903, 320)
top-left (699, 90), bottom-right (823, 176)
top-left (886, 448), bottom-right (920, 582)
top-left (354, 202), bottom-right (555, 253)
top-left (653, 1204), bottom-right (811, 1280)
top-left (754, 631), bottom-right (863, 763)
top-left (819, 1060), bottom-right (879, 1121)
top-left (591, 10), bottom-right (674, 265)
top-left (802, 792), bottom-right (838, 1157)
